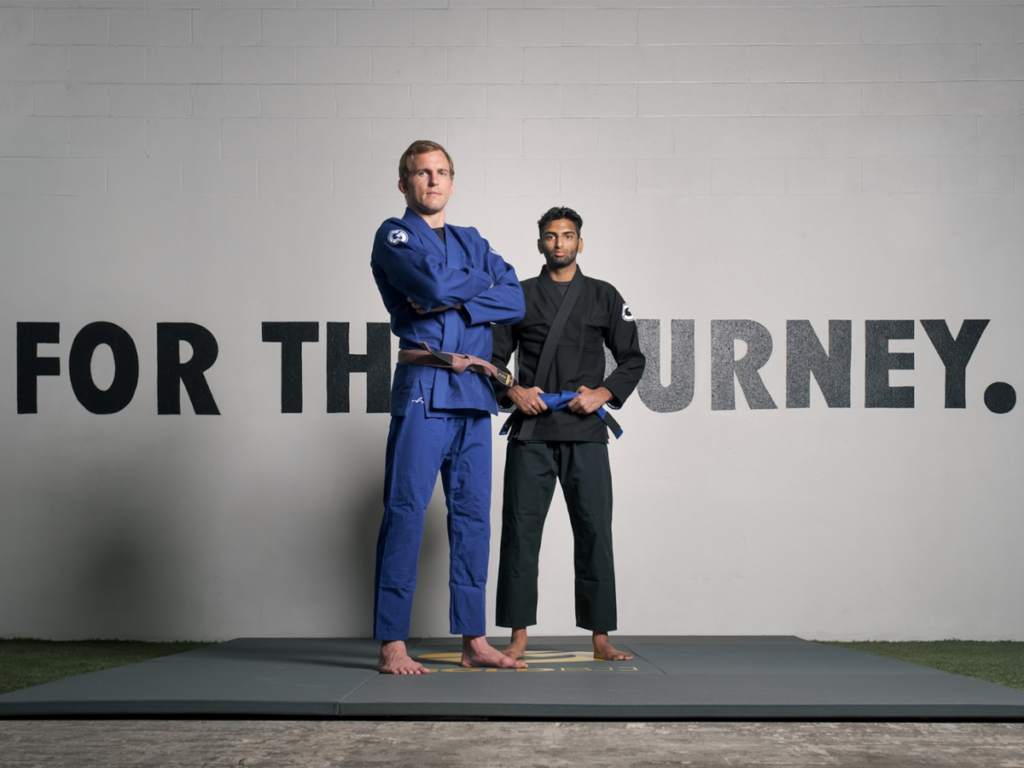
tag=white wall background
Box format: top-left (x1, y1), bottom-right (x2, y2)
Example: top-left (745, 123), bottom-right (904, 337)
top-left (1, 0), bottom-right (1022, 641)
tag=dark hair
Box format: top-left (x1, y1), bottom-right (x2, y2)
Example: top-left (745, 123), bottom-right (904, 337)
top-left (398, 140), bottom-right (454, 183)
top-left (537, 206), bottom-right (582, 237)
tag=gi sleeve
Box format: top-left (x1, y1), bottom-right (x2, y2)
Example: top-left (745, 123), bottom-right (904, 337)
top-left (461, 243), bottom-right (525, 326)
top-left (601, 290), bottom-right (646, 408)
top-left (371, 226), bottom-right (492, 312)
top-left (490, 321), bottom-right (518, 407)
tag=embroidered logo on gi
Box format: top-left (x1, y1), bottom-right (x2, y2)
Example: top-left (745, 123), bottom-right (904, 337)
top-left (387, 229), bottom-right (409, 246)
top-left (622, 303), bottom-right (635, 322)
top-left (411, 396), bottom-right (424, 404)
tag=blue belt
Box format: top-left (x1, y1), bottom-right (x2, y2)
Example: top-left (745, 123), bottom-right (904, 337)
top-left (500, 391), bottom-right (623, 439)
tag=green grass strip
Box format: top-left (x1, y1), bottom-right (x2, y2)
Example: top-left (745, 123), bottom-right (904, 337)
top-left (0, 640), bottom-right (210, 696)
top-left (823, 640), bottom-right (1024, 692)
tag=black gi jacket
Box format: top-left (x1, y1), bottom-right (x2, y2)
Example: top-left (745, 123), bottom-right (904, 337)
top-left (491, 266), bottom-right (646, 443)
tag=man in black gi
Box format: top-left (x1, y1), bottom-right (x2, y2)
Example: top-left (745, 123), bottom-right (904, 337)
top-left (491, 206), bottom-right (646, 661)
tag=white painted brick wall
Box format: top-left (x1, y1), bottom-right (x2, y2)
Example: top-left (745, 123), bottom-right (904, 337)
top-left (0, 8), bottom-right (31, 45)
top-left (939, 155), bottom-right (1015, 192)
top-left (863, 7), bottom-right (939, 44)
top-left (146, 118), bottom-right (220, 158)
top-left (70, 117), bottom-right (143, 158)
top-left (0, 84), bottom-right (31, 116)
top-left (563, 84), bottom-right (635, 117)
top-left (31, 158), bottom-right (105, 196)
top-left (183, 158), bottom-right (257, 196)
top-left (193, 11), bottom-right (260, 47)
top-left (258, 158), bottom-right (333, 196)
top-left (106, 158), bottom-right (181, 195)
top-left (0, 117), bottom-right (67, 157)
top-left (371, 47), bottom-right (446, 83)
top-left (901, 44), bottom-right (977, 81)
top-left (222, 118), bottom-right (295, 159)
top-left (863, 156), bottom-right (939, 192)
top-left (223, 48), bottom-right (295, 85)
top-left (296, 119), bottom-right (371, 158)
top-left (712, 158), bottom-right (786, 195)
top-left (673, 46), bottom-right (749, 83)
top-left (524, 47), bottom-right (598, 83)
top-left (413, 10), bottom-right (486, 47)
top-left (336, 85), bottom-right (409, 118)
top-left (297, 48), bottom-right (370, 84)
top-left (34, 9), bottom-right (108, 46)
top-left (110, 85), bottom-right (190, 118)
top-left (191, 85), bottom-right (260, 118)
top-left (34, 85), bottom-right (109, 117)
top-left (447, 117), bottom-right (522, 158)
top-left (148, 47), bottom-right (221, 84)
top-left (560, 158), bottom-right (635, 196)
top-left (750, 46), bottom-right (823, 83)
top-left (563, 10), bottom-right (637, 47)
top-left (0, 157), bottom-right (30, 193)
top-left (600, 46), bottom-right (672, 83)
top-left (939, 5), bottom-right (1015, 44)
top-left (448, 47), bottom-right (522, 83)
top-left (636, 158), bottom-right (711, 195)
top-left (261, 85), bottom-right (337, 118)
top-left (111, 10), bottom-right (190, 47)
top-left (824, 45), bottom-right (900, 82)
top-left (489, 10), bottom-right (562, 47)
top-left (524, 117), bottom-right (599, 158)
top-left (71, 47), bottom-right (143, 85)
top-left (978, 44), bottom-right (1024, 81)
top-left (412, 84), bottom-right (487, 117)
top-left (263, 10), bottom-right (337, 47)
top-left (483, 158), bottom-right (558, 196)
top-left (338, 10), bottom-right (411, 47)
top-left (487, 85), bottom-right (561, 117)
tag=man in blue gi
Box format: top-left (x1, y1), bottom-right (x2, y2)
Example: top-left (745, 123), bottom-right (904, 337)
top-left (370, 140), bottom-right (527, 674)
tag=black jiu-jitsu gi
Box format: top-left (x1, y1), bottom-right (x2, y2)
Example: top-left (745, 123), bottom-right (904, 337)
top-left (371, 208), bottom-right (524, 641)
top-left (491, 266), bottom-right (645, 631)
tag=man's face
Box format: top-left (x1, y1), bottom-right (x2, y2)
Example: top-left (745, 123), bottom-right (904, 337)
top-left (538, 218), bottom-right (583, 270)
top-left (398, 150), bottom-right (453, 217)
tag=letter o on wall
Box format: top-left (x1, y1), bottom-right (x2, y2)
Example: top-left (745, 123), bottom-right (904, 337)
top-left (68, 322), bottom-right (139, 414)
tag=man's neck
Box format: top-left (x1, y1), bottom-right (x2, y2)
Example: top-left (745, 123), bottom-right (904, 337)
top-left (413, 208), bottom-right (445, 229)
top-left (546, 262), bottom-right (577, 283)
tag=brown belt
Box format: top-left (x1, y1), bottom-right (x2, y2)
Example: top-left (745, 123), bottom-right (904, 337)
top-left (397, 342), bottom-right (514, 388)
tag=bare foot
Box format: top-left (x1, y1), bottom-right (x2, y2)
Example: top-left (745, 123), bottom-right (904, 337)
top-left (377, 640), bottom-right (430, 674)
top-left (462, 635), bottom-right (528, 669)
top-left (593, 632), bottom-right (633, 661)
top-left (502, 628), bottom-right (528, 661)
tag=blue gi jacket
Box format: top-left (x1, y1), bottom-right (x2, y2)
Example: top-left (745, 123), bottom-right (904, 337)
top-left (371, 208), bottom-right (525, 416)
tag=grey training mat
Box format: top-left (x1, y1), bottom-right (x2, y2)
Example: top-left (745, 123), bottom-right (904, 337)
top-left (2, 636), bottom-right (1024, 719)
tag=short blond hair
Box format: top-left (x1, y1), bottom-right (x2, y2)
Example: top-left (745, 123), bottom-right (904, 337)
top-left (398, 140), bottom-right (454, 183)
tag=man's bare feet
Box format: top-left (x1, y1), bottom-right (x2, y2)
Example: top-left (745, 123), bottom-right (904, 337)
top-left (377, 640), bottom-right (430, 674)
top-left (593, 632), bottom-right (634, 661)
top-left (502, 627), bottom-right (528, 660)
top-left (462, 635), bottom-right (528, 669)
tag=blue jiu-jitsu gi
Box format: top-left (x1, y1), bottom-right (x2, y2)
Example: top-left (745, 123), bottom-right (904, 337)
top-left (370, 208), bottom-right (524, 641)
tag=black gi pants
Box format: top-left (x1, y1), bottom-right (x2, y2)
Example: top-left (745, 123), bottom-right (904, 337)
top-left (496, 440), bottom-right (617, 632)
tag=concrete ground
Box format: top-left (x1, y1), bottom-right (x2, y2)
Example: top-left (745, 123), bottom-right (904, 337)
top-left (1, 721), bottom-right (1023, 767)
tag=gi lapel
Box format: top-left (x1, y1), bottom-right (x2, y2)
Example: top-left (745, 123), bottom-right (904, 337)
top-left (515, 268), bottom-right (583, 441)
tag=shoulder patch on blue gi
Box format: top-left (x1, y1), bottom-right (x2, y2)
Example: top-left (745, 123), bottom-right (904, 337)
top-left (387, 229), bottom-right (409, 246)
top-left (622, 303), bottom-right (635, 322)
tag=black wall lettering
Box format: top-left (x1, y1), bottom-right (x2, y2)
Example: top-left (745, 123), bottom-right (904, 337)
top-left (921, 319), bottom-right (989, 409)
top-left (711, 320), bottom-right (778, 411)
top-left (17, 322), bottom-right (60, 414)
top-left (865, 320), bottom-right (915, 408)
top-left (68, 322), bottom-right (139, 415)
top-left (157, 323), bottom-right (220, 415)
top-left (327, 322), bottom-right (391, 414)
top-left (786, 320), bottom-right (852, 408)
top-left (636, 319), bottom-right (694, 413)
top-left (262, 321), bottom-right (318, 414)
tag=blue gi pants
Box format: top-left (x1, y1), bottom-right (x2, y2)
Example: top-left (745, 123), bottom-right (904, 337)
top-left (373, 406), bottom-right (492, 641)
